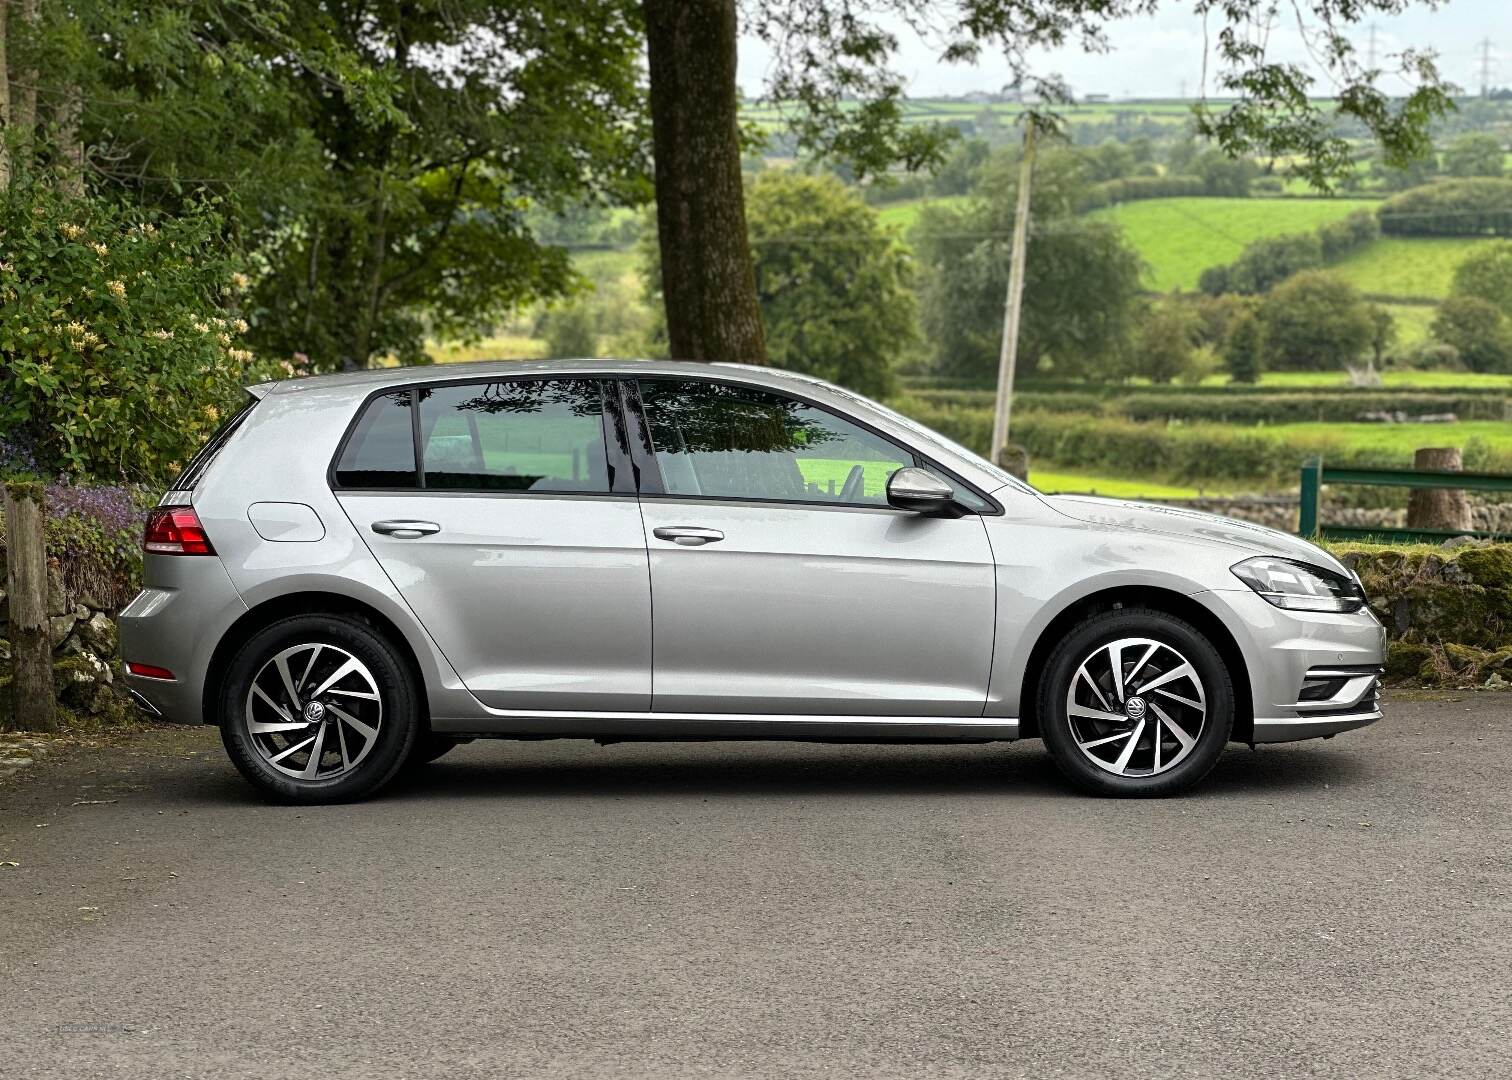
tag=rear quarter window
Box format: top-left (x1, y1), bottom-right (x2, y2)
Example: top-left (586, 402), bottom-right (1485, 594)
top-left (334, 391), bottom-right (419, 488)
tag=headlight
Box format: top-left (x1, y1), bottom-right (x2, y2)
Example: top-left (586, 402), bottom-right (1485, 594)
top-left (1230, 557), bottom-right (1366, 613)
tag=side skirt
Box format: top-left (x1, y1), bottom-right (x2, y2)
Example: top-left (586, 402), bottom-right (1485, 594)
top-left (431, 711), bottom-right (1019, 743)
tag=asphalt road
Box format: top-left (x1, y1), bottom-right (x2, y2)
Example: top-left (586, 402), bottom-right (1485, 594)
top-left (1, 692), bottom-right (1509, 1079)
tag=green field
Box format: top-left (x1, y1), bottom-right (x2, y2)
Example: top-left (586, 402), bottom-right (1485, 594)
top-left (1329, 236), bottom-right (1491, 300)
top-left (875, 195), bottom-right (970, 231)
top-left (1028, 469), bottom-right (1236, 498)
top-left (1086, 196), bottom-right (1380, 292)
top-left (1195, 370), bottom-right (1512, 389)
top-left (1251, 419), bottom-right (1512, 456)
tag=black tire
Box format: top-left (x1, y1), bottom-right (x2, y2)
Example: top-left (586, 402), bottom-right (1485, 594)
top-left (1037, 607), bottom-right (1234, 797)
top-left (404, 733), bottom-right (471, 769)
top-left (218, 614), bottom-right (420, 804)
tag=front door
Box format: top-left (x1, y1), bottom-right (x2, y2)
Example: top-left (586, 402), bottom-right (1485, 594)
top-left (335, 377), bottom-right (651, 712)
top-left (630, 377), bottom-right (997, 717)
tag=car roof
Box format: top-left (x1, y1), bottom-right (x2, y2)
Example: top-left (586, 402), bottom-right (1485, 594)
top-left (249, 358), bottom-right (835, 398)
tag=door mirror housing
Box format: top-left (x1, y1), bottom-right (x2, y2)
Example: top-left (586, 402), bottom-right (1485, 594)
top-left (886, 467), bottom-right (957, 514)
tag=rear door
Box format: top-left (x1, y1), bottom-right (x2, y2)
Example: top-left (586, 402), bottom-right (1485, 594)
top-left (628, 377), bottom-right (997, 717)
top-left (334, 377), bottom-right (651, 712)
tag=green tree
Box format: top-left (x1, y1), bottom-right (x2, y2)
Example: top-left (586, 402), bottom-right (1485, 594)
top-left (543, 305), bottom-right (600, 360)
top-left (646, 0), bottom-right (1450, 365)
top-left (1222, 311), bottom-right (1265, 384)
top-left (1431, 296), bottom-right (1512, 373)
top-left (1444, 133), bottom-right (1505, 178)
top-left (744, 171), bottom-right (916, 398)
top-left (1367, 305), bottom-right (1397, 367)
top-left (1130, 305), bottom-right (1196, 385)
top-left (912, 146), bottom-right (1144, 383)
top-left (36, 0), bottom-right (650, 371)
top-left (1258, 271), bottom-right (1375, 371)
top-left (1449, 240), bottom-right (1512, 317)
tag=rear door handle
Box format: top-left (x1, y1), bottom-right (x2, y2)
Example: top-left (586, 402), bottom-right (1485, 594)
top-left (371, 519), bottom-right (441, 539)
top-left (652, 526), bottom-right (724, 547)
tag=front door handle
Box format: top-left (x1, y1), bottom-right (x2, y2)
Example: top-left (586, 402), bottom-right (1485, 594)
top-left (371, 519), bottom-right (441, 539)
top-left (652, 526), bottom-right (724, 547)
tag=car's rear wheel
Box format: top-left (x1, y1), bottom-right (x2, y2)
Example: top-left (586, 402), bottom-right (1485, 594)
top-left (1038, 608), bottom-right (1234, 796)
top-left (219, 614), bottom-right (419, 804)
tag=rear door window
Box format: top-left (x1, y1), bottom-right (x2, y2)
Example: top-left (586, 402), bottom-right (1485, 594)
top-left (417, 380), bottom-right (610, 493)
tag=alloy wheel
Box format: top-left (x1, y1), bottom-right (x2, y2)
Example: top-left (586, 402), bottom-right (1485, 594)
top-left (1064, 636), bottom-right (1207, 778)
top-left (243, 643), bottom-right (383, 781)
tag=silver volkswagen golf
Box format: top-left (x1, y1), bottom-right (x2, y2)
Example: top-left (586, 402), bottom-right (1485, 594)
top-left (119, 360), bottom-right (1385, 802)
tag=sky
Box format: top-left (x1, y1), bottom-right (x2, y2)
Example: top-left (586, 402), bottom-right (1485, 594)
top-left (739, 1), bottom-right (1512, 101)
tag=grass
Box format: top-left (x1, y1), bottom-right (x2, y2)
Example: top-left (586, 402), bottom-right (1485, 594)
top-left (429, 335), bottom-right (547, 364)
top-left (1379, 302), bottom-right (1437, 348)
top-left (1252, 419), bottom-right (1512, 456)
top-left (1085, 196), bottom-right (1379, 292)
top-left (875, 195), bottom-right (970, 232)
top-left (1192, 369), bottom-right (1512, 389)
top-left (1329, 236), bottom-right (1493, 300)
top-left (1027, 469), bottom-right (1241, 498)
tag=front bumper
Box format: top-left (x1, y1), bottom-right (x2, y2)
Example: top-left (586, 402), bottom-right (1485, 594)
top-left (1204, 589), bottom-right (1387, 744)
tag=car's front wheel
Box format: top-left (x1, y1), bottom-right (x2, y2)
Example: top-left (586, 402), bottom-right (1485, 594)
top-left (1038, 608), bottom-right (1234, 796)
top-left (219, 614), bottom-right (420, 804)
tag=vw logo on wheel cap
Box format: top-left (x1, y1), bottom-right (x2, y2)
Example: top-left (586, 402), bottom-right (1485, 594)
top-left (303, 700), bottom-right (326, 723)
top-left (1125, 696), bottom-right (1147, 721)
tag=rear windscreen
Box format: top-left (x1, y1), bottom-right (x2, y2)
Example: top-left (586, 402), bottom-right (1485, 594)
top-left (171, 392), bottom-right (259, 490)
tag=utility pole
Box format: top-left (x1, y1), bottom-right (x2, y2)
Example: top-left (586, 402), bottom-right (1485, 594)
top-left (989, 118), bottom-right (1036, 479)
top-left (1366, 23), bottom-right (1378, 71)
top-left (1479, 38), bottom-right (1494, 99)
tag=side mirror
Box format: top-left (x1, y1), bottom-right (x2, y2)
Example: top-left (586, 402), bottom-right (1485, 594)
top-left (886, 467), bottom-right (956, 514)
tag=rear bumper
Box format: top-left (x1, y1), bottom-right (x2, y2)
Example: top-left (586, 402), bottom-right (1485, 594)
top-left (118, 555), bottom-right (247, 724)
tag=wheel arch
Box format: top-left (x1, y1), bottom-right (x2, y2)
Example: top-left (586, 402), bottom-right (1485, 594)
top-left (202, 591), bottom-right (430, 729)
top-left (1016, 585), bottom-right (1254, 744)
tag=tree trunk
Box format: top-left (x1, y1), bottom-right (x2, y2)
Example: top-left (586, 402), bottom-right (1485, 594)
top-left (3, 480), bottom-right (56, 734)
top-left (0, 0), bottom-right (11, 191)
top-left (55, 81), bottom-right (83, 196)
top-left (1407, 447), bottom-right (1473, 534)
top-left (643, 0), bottom-right (766, 364)
top-left (11, 0), bottom-right (36, 155)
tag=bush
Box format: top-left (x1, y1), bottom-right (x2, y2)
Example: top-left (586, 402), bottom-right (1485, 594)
top-left (1076, 174), bottom-right (1207, 211)
top-left (1379, 179), bottom-right (1512, 237)
top-left (1258, 271), bottom-right (1374, 371)
top-left (0, 177), bottom-right (278, 483)
top-left (1448, 239), bottom-right (1512, 317)
top-left (1317, 210), bottom-right (1381, 260)
top-left (1430, 297), bottom-right (1512, 373)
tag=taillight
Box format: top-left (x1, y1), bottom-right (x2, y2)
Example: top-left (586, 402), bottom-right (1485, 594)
top-left (126, 662), bottom-right (175, 680)
top-left (143, 506), bottom-right (216, 555)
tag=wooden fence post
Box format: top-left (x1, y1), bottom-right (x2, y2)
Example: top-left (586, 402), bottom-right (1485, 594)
top-left (3, 479), bottom-right (55, 733)
top-left (1407, 447), bottom-right (1472, 534)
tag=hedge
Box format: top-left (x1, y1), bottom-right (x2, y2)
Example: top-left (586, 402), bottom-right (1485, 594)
top-left (1378, 178), bottom-right (1512, 237)
top-left (894, 389), bottom-right (1512, 425)
top-left (890, 401), bottom-right (1512, 484)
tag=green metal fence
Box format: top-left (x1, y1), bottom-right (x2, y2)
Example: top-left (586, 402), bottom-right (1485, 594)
top-left (1298, 457), bottom-right (1512, 544)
